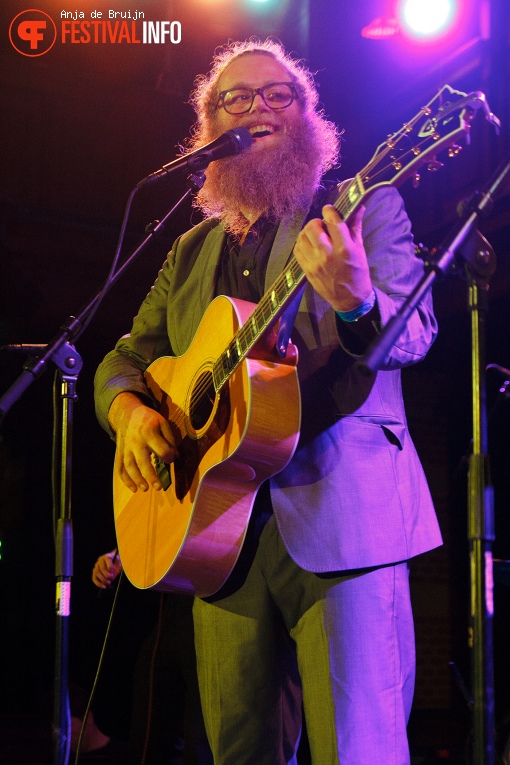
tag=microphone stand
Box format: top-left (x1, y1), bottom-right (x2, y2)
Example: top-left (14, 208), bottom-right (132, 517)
top-left (359, 155), bottom-right (510, 765)
top-left (0, 171), bottom-right (205, 765)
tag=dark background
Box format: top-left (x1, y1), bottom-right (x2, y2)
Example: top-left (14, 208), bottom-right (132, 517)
top-left (1, 0), bottom-right (510, 760)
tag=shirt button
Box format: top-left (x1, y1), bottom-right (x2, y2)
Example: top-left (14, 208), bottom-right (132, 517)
top-left (243, 269), bottom-right (250, 276)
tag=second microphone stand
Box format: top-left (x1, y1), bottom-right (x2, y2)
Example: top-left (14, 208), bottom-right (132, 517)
top-left (360, 155), bottom-right (510, 765)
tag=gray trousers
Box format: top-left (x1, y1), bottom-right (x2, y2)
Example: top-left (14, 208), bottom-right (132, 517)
top-left (193, 514), bottom-right (415, 765)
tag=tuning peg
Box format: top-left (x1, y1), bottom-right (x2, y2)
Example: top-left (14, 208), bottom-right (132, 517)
top-left (412, 173), bottom-right (421, 188)
top-left (427, 156), bottom-right (444, 171)
top-left (448, 144), bottom-right (462, 157)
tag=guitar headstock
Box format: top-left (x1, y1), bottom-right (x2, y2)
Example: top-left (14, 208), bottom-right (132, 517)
top-left (360, 85), bottom-right (500, 192)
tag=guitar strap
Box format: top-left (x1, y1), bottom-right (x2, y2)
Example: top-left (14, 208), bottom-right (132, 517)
top-left (275, 180), bottom-right (339, 358)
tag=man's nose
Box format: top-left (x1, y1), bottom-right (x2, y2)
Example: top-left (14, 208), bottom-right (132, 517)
top-left (249, 92), bottom-right (270, 112)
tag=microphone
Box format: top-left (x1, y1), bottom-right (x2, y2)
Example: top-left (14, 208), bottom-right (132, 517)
top-left (138, 127), bottom-right (253, 187)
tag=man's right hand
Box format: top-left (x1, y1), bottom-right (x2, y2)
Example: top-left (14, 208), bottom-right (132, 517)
top-left (92, 549), bottom-right (123, 589)
top-left (108, 391), bottom-right (178, 493)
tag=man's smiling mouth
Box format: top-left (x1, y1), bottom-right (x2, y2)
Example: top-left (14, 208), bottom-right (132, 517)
top-left (248, 124), bottom-right (278, 138)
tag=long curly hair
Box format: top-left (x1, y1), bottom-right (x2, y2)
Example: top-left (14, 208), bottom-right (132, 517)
top-left (187, 38), bottom-right (340, 175)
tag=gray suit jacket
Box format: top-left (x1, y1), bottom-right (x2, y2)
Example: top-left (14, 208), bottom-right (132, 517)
top-left (95, 185), bottom-right (442, 573)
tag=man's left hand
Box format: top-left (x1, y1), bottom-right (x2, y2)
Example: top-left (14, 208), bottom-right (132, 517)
top-left (294, 204), bottom-right (373, 313)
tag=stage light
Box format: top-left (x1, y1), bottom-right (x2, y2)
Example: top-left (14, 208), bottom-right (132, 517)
top-left (399, 0), bottom-right (457, 39)
top-left (362, 0), bottom-right (462, 43)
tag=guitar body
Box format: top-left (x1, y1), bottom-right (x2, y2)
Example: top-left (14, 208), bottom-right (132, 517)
top-left (114, 295), bottom-right (301, 597)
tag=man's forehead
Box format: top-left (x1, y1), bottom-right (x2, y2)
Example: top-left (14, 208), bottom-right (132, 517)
top-left (217, 52), bottom-right (292, 91)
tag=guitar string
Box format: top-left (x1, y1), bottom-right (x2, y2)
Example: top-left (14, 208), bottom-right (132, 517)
top-left (161, 265), bottom-right (304, 434)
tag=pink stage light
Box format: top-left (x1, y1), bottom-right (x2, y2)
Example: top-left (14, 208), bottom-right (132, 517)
top-left (398, 0), bottom-right (457, 39)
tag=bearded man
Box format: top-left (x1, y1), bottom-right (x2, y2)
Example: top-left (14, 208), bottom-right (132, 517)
top-left (95, 39), bottom-right (442, 765)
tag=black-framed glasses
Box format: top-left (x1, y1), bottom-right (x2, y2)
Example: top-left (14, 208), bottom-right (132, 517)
top-left (216, 82), bottom-right (297, 115)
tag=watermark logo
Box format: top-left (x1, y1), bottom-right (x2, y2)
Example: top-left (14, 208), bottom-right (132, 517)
top-left (8, 8), bottom-right (182, 54)
top-left (9, 9), bottom-right (57, 56)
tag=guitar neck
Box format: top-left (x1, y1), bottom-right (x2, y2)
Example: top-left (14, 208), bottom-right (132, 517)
top-left (212, 174), bottom-right (367, 392)
top-left (212, 253), bottom-right (307, 391)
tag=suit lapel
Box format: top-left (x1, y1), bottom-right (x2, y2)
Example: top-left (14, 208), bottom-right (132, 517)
top-left (197, 224), bottom-right (226, 310)
top-left (170, 223), bottom-right (226, 356)
top-left (264, 207), bottom-right (309, 291)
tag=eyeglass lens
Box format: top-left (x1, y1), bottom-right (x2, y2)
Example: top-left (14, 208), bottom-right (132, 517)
top-left (221, 83), bottom-right (295, 114)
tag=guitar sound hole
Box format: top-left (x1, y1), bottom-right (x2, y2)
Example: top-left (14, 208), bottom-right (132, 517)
top-left (189, 371), bottom-right (216, 430)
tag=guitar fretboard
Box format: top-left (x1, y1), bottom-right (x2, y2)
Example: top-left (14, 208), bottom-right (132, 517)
top-left (212, 256), bottom-right (305, 391)
top-left (212, 174), bottom-right (366, 392)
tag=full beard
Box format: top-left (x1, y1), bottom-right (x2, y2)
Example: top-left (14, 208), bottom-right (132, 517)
top-left (194, 117), bottom-right (324, 239)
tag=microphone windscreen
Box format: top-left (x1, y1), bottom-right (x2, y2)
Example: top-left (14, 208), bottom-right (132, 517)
top-left (229, 127), bottom-right (253, 152)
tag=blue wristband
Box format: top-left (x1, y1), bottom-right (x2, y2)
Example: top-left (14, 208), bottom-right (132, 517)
top-left (335, 289), bottom-right (376, 322)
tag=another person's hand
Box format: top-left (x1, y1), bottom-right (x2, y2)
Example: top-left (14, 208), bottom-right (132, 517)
top-left (294, 204), bottom-right (373, 313)
top-left (92, 549), bottom-right (123, 589)
top-left (109, 391), bottom-right (178, 493)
